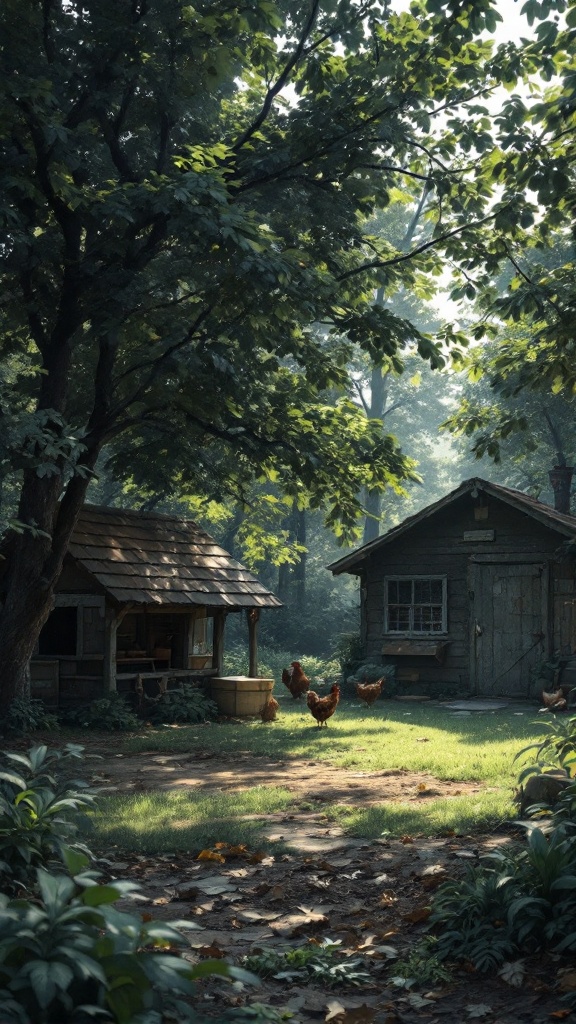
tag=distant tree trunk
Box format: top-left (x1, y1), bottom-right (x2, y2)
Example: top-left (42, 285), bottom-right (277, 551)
top-left (363, 352), bottom-right (388, 544)
top-left (222, 507), bottom-right (245, 557)
top-left (294, 508), bottom-right (307, 610)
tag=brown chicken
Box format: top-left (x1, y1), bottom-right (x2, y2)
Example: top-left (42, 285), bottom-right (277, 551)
top-left (356, 677), bottom-right (384, 707)
top-left (260, 696), bottom-right (280, 722)
top-left (282, 661), bottom-right (310, 699)
top-left (307, 684), bottom-right (340, 727)
top-left (542, 688), bottom-right (567, 712)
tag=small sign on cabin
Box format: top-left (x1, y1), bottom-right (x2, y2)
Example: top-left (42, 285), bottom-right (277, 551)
top-left (463, 529), bottom-right (495, 542)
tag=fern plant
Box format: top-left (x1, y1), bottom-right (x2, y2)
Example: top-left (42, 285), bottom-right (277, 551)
top-left (144, 683), bottom-right (217, 724)
top-left (62, 692), bottom-right (140, 731)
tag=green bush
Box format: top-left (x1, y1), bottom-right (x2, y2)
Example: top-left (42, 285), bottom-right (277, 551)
top-left (144, 683), bottom-right (217, 724)
top-left (0, 857), bottom-right (254, 1024)
top-left (4, 697), bottom-right (59, 735)
top-left (0, 744), bottom-right (96, 892)
top-left (345, 661), bottom-right (397, 698)
top-left (63, 692), bottom-right (140, 731)
top-left (223, 642), bottom-right (340, 687)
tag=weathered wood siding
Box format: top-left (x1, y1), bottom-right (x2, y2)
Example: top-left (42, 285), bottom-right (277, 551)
top-left (361, 493), bottom-right (575, 692)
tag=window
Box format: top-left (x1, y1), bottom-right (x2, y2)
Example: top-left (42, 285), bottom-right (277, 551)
top-left (38, 607), bottom-right (78, 656)
top-left (385, 576), bottom-right (447, 635)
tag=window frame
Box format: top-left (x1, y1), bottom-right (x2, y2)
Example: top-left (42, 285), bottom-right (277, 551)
top-left (384, 574), bottom-right (448, 636)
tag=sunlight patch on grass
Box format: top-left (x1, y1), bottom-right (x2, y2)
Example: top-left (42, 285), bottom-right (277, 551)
top-left (330, 789), bottom-right (515, 839)
top-left (89, 785), bottom-right (295, 854)
top-left (122, 701), bottom-right (542, 787)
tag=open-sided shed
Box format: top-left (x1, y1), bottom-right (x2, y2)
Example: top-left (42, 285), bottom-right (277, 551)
top-left (30, 505), bottom-right (281, 706)
top-left (328, 478), bottom-right (576, 697)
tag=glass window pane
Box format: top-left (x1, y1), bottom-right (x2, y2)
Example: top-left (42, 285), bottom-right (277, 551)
top-left (430, 580), bottom-right (443, 603)
top-left (398, 580), bottom-right (412, 604)
top-left (388, 580), bottom-right (398, 603)
top-left (388, 606), bottom-right (410, 631)
top-left (414, 580), bottom-right (431, 603)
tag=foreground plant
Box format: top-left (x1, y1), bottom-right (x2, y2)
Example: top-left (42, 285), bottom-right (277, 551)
top-left (0, 743), bottom-right (96, 892)
top-left (430, 825), bottom-right (576, 971)
top-left (243, 938), bottom-right (372, 988)
top-left (0, 854), bottom-right (254, 1024)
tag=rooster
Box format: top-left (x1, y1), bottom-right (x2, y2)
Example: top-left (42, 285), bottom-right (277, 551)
top-left (541, 688), bottom-right (567, 712)
top-left (307, 685), bottom-right (340, 728)
top-left (356, 677), bottom-right (384, 708)
top-left (282, 661), bottom-right (310, 700)
top-left (260, 697), bottom-right (279, 722)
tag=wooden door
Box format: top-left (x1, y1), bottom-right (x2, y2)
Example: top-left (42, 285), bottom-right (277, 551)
top-left (471, 562), bottom-right (548, 696)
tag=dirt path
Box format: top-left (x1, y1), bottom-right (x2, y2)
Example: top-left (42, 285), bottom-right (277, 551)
top-left (78, 744), bottom-right (570, 1022)
top-left (86, 747), bottom-right (486, 805)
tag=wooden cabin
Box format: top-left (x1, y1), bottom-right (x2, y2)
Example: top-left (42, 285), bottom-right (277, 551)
top-left (328, 478), bottom-right (576, 698)
top-left (30, 505), bottom-right (281, 706)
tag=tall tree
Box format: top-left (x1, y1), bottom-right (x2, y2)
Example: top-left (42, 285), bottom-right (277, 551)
top-left (0, 0), bottom-right (536, 708)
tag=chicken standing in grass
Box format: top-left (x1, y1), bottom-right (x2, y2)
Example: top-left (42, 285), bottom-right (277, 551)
top-left (282, 661), bottom-right (310, 699)
top-left (260, 696), bottom-right (279, 722)
top-left (356, 677), bottom-right (384, 708)
top-left (307, 684), bottom-right (340, 727)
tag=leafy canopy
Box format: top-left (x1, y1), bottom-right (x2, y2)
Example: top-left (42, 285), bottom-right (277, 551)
top-left (0, 0), bottom-right (538, 540)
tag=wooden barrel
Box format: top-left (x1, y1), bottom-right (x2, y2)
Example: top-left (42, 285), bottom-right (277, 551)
top-left (209, 676), bottom-right (274, 716)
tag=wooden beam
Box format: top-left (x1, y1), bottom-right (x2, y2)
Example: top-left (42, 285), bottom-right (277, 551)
top-left (247, 608), bottom-right (260, 677)
top-left (213, 610), bottom-right (226, 676)
top-left (103, 607), bottom-right (118, 692)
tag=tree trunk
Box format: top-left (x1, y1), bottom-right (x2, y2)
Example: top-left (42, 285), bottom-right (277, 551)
top-left (0, 462), bottom-right (96, 713)
top-left (294, 508), bottom-right (307, 610)
top-left (363, 362), bottom-right (388, 544)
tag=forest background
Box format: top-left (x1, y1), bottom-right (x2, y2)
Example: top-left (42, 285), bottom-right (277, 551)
top-left (0, 0), bottom-right (575, 690)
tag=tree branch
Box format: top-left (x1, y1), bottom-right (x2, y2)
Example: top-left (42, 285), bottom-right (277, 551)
top-left (232, 0), bottom-right (321, 153)
top-left (336, 211), bottom-right (499, 282)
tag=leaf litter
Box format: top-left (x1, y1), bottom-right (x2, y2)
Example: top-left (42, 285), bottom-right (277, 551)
top-left (73, 741), bottom-right (573, 1022)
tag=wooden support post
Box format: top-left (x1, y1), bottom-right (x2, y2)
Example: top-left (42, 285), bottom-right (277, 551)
top-left (103, 607), bottom-right (119, 692)
top-left (103, 605), bottom-right (132, 692)
top-left (247, 607), bottom-right (260, 678)
top-left (213, 610), bottom-right (226, 676)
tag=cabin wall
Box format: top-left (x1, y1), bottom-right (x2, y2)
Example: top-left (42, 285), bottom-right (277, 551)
top-left (360, 494), bottom-right (576, 694)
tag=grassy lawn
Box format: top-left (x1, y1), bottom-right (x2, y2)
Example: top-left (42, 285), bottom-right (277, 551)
top-left (124, 697), bottom-right (541, 785)
top-left (83, 698), bottom-right (546, 850)
top-left (90, 786), bottom-right (295, 853)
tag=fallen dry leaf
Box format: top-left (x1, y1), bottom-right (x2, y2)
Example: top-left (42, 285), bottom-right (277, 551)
top-left (403, 907), bottom-right (431, 924)
top-left (400, 835), bottom-right (414, 844)
top-left (197, 850), bottom-right (226, 863)
top-left (466, 1004), bottom-right (492, 1018)
top-left (329, 1004), bottom-right (377, 1024)
top-left (325, 999), bottom-right (346, 1021)
top-left (197, 943), bottom-right (226, 958)
top-left (558, 969), bottom-right (576, 992)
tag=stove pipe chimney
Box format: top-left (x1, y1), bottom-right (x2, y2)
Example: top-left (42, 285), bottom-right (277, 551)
top-left (549, 465), bottom-right (574, 515)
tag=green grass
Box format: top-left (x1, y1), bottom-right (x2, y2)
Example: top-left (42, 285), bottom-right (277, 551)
top-left (89, 785), bottom-right (295, 854)
top-left (328, 790), bottom-right (515, 839)
top-left (124, 698), bottom-right (542, 786)
top-left (82, 699), bottom-right (545, 848)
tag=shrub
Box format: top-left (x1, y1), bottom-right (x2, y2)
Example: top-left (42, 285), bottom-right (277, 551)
top-left (0, 743), bottom-right (96, 892)
top-left (345, 661), bottom-right (397, 698)
top-left (0, 857), bottom-right (254, 1024)
top-left (144, 683), bottom-right (217, 724)
top-left (4, 697), bottom-right (59, 735)
top-left (63, 692), bottom-right (140, 731)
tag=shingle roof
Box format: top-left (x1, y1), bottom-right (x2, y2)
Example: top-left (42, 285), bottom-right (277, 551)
top-left (68, 505), bottom-right (282, 609)
top-left (328, 477), bottom-right (576, 575)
